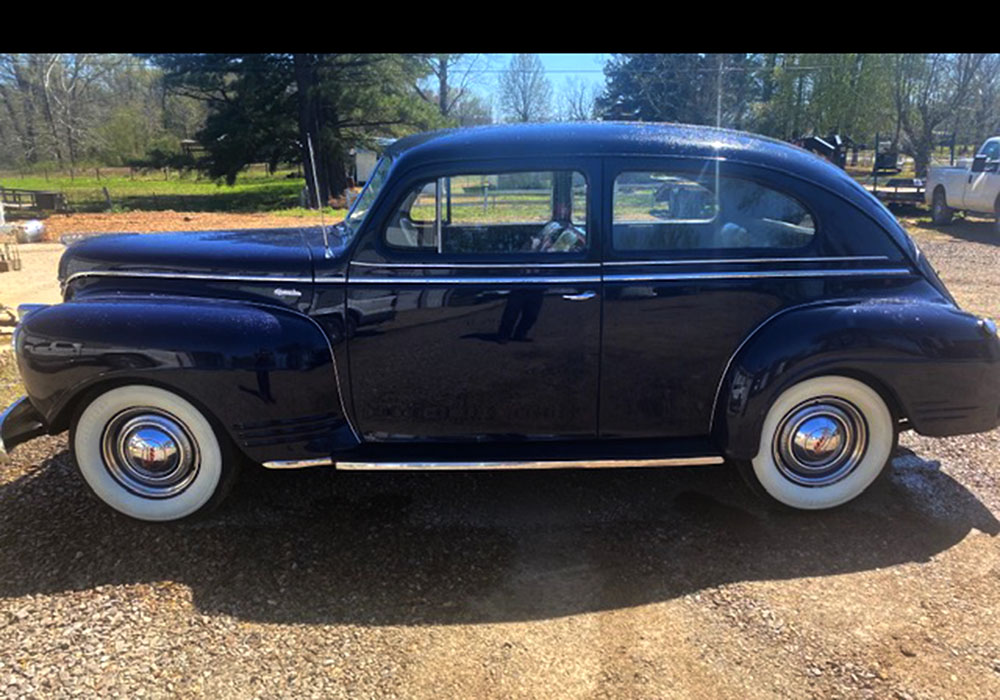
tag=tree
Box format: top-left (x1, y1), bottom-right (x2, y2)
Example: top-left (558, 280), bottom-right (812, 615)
top-left (451, 93), bottom-right (492, 126)
top-left (414, 54), bottom-right (488, 119)
top-left (596, 53), bottom-right (758, 128)
top-left (0, 54), bottom-right (207, 170)
top-left (968, 54), bottom-right (1000, 148)
top-left (561, 77), bottom-right (599, 121)
top-left (892, 53), bottom-right (988, 177)
top-left (498, 54), bottom-right (552, 123)
top-left (747, 54), bottom-right (895, 142)
top-left (151, 53), bottom-right (442, 206)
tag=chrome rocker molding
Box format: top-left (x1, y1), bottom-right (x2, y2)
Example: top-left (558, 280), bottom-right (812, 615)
top-left (262, 457), bottom-right (337, 469)
top-left (261, 456), bottom-right (725, 470)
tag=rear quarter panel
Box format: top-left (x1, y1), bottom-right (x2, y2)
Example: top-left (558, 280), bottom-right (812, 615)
top-left (716, 298), bottom-right (1000, 459)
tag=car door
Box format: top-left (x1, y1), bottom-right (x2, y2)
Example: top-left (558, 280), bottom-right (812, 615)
top-left (598, 156), bottom-right (912, 439)
top-left (345, 158), bottom-right (602, 442)
top-left (963, 140), bottom-right (1000, 212)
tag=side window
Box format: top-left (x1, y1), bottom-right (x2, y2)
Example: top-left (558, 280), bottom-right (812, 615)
top-left (384, 170), bottom-right (587, 255)
top-left (612, 168), bottom-right (815, 252)
top-left (979, 141), bottom-right (1000, 161)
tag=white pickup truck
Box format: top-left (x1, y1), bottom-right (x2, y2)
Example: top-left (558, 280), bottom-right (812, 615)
top-left (926, 137), bottom-right (1000, 233)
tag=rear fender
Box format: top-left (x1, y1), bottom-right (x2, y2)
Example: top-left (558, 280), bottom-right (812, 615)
top-left (713, 300), bottom-right (1000, 460)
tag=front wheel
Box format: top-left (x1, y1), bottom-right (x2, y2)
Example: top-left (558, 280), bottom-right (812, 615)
top-left (931, 188), bottom-right (953, 225)
top-left (71, 385), bottom-right (238, 522)
top-left (740, 375), bottom-right (895, 510)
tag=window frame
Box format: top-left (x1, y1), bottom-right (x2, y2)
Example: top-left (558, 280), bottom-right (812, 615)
top-left (604, 157), bottom-right (823, 262)
top-left (371, 158), bottom-right (598, 264)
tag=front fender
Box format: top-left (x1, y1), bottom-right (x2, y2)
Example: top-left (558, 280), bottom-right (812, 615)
top-left (714, 300), bottom-right (1000, 460)
top-left (14, 295), bottom-right (358, 463)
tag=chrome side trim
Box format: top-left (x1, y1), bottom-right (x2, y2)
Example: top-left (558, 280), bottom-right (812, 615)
top-left (602, 255), bottom-right (890, 267)
top-left (350, 257), bottom-right (887, 270)
top-left (335, 456), bottom-right (724, 470)
top-left (604, 268), bottom-right (912, 283)
top-left (62, 270), bottom-right (316, 288)
top-left (314, 276), bottom-right (347, 283)
top-left (263, 457), bottom-right (335, 469)
top-left (347, 268), bottom-right (910, 286)
top-left (350, 261), bottom-right (601, 269)
top-left (349, 276), bottom-right (602, 285)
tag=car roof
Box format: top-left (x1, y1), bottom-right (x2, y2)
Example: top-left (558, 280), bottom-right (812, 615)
top-left (386, 121), bottom-right (867, 196)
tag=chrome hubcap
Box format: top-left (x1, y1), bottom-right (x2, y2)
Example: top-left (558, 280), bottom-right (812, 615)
top-left (101, 409), bottom-right (199, 498)
top-left (773, 397), bottom-right (867, 487)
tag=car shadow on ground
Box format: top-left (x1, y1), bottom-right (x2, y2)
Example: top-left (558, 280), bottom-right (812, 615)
top-left (897, 207), bottom-right (999, 245)
top-left (1, 439), bottom-right (996, 626)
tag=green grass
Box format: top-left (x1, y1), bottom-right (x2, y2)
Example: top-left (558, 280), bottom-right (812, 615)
top-left (0, 167), bottom-right (317, 214)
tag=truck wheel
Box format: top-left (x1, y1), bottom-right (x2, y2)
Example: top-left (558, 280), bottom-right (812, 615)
top-left (740, 376), bottom-right (895, 510)
top-left (70, 385), bottom-right (239, 522)
top-left (931, 188), bottom-right (953, 225)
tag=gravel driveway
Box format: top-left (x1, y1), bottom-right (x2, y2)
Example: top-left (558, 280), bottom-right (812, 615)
top-left (1, 211), bottom-right (999, 698)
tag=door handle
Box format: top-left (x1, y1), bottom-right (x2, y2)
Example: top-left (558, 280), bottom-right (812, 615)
top-left (562, 291), bottom-right (597, 301)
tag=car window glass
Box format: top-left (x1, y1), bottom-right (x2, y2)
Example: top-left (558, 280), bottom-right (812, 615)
top-left (612, 167), bottom-right (815, 252)
top-left (384, 170), bottom-right (587, 255)
top-left (980, 141), bottom-right (1000, 161)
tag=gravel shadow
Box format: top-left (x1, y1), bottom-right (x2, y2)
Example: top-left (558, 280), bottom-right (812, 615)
top-left (911, 214), bottom-right (1000, 246)
top-left (0, 441), bottom-right (996, 626)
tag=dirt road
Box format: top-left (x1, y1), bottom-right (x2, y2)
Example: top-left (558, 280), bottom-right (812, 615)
top-left (0, 211), bottom-right (999, 698)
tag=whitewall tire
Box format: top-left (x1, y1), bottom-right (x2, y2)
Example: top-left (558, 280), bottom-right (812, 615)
top-left (746, 375), bottom-right (894, 510)
top-left (71, 385), bottom-right (236, 522)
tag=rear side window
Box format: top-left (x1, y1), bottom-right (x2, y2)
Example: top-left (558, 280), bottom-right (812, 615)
top-left (384, 170), bottom-right (587, 255)
top-left (612, 167), bottom-right (815, 252)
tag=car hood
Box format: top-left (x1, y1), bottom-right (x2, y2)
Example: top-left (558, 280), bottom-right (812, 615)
top-left (58, 227), bottom-right (347, 283)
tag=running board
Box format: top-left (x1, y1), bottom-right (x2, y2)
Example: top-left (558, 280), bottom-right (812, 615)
top-left (262, 456), bottom-right (725, 470)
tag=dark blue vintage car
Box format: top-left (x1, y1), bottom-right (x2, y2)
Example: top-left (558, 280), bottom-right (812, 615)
top-left (3, 122), bottom-right (999, 521)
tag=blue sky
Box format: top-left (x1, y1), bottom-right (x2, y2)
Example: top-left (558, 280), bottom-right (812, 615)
top-left (491, 53), bottom-right (609, 90)
top-left (484, 54), bottom-right (609, 117)
top-left (497, 53), bottom-right (608, 87)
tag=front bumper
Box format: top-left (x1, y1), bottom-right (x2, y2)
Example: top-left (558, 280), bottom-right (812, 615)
top-left (0, 396), bottom-right (47, 464)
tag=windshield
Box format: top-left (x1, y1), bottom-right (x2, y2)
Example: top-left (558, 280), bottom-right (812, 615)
top-left (344, 155), bottom-right (392, 236)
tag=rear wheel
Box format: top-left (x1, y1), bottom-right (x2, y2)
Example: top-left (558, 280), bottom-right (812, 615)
top-left (931, 188), bottom-right (953, 225)
top-left (740, 376), bottom-right (895, 510)
top-left (71, 385), bottom-right (238, 522)
top-left (994, 197), bottom-right (1000, 235)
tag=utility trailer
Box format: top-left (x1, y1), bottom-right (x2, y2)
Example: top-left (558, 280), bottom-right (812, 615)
top-left (862, 132), bottom-right (930, 206)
